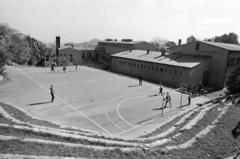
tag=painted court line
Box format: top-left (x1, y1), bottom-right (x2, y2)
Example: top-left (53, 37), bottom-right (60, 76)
top-left (16, 67), bottom-right (112, 135)
top-left (104, 98), bottom-right (124, 132)
top-left (116, 106), bottom-right (185, 136)
top-left (116, 95), bottom-right (147, 128)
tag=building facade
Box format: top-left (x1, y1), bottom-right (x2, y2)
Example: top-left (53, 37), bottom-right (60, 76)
top-left (59, 46), bottom-right (95, 66)
top-left (111, 41), bottom-right (240, 89)
top-left (96, 39), bottom-right (155, 66)
top-left (172, 41), bottom-right (240, 88)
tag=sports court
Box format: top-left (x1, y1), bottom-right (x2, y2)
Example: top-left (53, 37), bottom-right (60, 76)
top-left (0, 65), bottom-right (198, 137)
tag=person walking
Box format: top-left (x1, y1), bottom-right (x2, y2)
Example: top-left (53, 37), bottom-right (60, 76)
top-left (50, 85), bottom-right (55, 103)
top-left (188, 93), bottom-right (192, 105)
top-left (159, 82), bottom-right (163, 95)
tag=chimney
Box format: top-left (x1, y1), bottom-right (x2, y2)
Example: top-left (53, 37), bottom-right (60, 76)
top-left (146, 49), bottom-right (150, 54)
top-left (56, 36), bottom-right (60, 56)
top-left (160, 48), bottom-right (166, 56)
top-left (178, 39), bottom-right (182, 46)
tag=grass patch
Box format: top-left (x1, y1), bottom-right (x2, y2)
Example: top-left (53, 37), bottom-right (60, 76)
top-left (140, 109), bottom-right (195, 138)
top-left (0, 139), bottom-right (161, 159)
top-left (166, 104), bottom-right (221, 146)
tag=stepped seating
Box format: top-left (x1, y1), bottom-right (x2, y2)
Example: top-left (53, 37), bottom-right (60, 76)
top-left (0, 98), bottom-right (232, 158)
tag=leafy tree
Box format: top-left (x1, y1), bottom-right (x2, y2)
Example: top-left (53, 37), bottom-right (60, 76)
top-left (64, 42), bottom-right (74, 48)
top-left (214, 32), bottom-right (239, 44)
top-left (186, 35), bottom-right (197, 44)
top-left (226, 66), bottom-right (240, 94)
top-left (0, 23), bottom-right (52, 66)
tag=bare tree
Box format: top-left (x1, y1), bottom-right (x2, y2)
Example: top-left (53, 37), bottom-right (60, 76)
top-left (150, 37), bottom-right (167, 51)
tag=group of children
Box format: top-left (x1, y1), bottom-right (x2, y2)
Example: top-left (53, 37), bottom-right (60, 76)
top-left (49, 63), bottom-right (79, 103)
top-left (49, 72), bottom-right (193, 108)
top-left (50, 64), bottom-right (67, 73)
top-left (139, 79), bottom-right (193, 111)
top-left (50, 63), bottom-right (78, 74)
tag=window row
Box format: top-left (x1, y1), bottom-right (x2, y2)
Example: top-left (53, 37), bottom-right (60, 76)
top-left (228, 57), bottom-right (240, 67)
top-left (118, 60), bottom-right (182, 76)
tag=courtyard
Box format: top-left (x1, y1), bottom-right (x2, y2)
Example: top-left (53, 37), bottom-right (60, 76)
top-left (0, 65), bottom-right (206, 137)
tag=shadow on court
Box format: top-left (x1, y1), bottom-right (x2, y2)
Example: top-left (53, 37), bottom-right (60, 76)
top-left (128, 84), bottom-right (140, 88)
top-left (137, 111), bottom-right (168, 125)
top-left (148, 94), bottom-right (159, 97)
top-left (152, 108), bottom-right (162, 110)
top-left (27, 101), bottom-right (51, 106)
top-left (177, 104), bottom-right (189, 108)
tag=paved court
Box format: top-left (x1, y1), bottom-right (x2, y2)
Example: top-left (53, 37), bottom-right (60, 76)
top-left (0, 66), bottom-right (208, 137)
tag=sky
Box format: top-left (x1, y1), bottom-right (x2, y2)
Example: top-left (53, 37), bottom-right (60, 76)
top-left (0, 0), bottom-right (240, 44)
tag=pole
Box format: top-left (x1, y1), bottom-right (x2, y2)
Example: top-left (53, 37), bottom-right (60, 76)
top-left (180, 92), bottom-right (183, 107)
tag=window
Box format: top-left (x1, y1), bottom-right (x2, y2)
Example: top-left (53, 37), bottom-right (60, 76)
top-left (195, 43), bottom-right (200, 50)
top-left (236, 58), bottom-right (240, 65)
top-left (152, 66), bottom-right (154, 71)
top-left (174, 70), bottom-right (177, 75)
top-left (141, 64), bottom-right (143, 68)
top-left (160, 68), bottom-right (163, 72)
top-left (70, 54), bottom-right (73, 62)
top-left (148, 66), bottom-right (150, 70)
top-left (179, 71), bottom-right (182, 76)
top-left (228, 58), bottom-right (235, 67)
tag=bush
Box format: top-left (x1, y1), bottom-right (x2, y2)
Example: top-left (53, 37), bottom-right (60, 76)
top-left (226, 66), bottom-right (240, 94)
top-left (0, 49), bottom-right (7, 75)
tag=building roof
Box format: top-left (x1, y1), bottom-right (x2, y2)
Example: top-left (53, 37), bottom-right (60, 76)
top-left (59, 46), bottom-right (94, 51)
top-left (199, 41), bottom-right (240, 51)
top-left (73, 46), bottom-right (95, 51)
top-left (98, 40), bottom-right (146, 45)
top-left (112, 50), bottom-right (210, 68)
top-left (58, 46), bottom-right (72, 50)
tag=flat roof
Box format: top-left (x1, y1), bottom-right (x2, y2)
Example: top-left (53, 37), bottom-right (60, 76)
top-left (98, 40), bottom-right (145, 45)
top-left (112, 50), bottom-right (210, 68)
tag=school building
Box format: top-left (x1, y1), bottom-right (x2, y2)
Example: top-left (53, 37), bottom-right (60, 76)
top-left (96, 39), bottom-right (155, 66)
top-left (59, 46), bottom-right (96, 66)
top-left (111, 41), bottom-right (240, 89)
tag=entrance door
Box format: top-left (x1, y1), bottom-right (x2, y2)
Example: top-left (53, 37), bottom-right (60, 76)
top-left (203, 71), bottom-right (209, 86)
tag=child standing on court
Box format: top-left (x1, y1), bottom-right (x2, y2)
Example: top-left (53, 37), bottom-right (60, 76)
top-left (50, 85), bottom-right (55, 103)
top-left (159, 82), bottom-right (163, 95)
top-left (51, 63), bottom-right (55, 73)
top-left (139, 76), bottom-right (142, 86)
top-left (188, 93), bottom-right (192, 105)
top-left (164, 92), bottom-right (171, 108)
